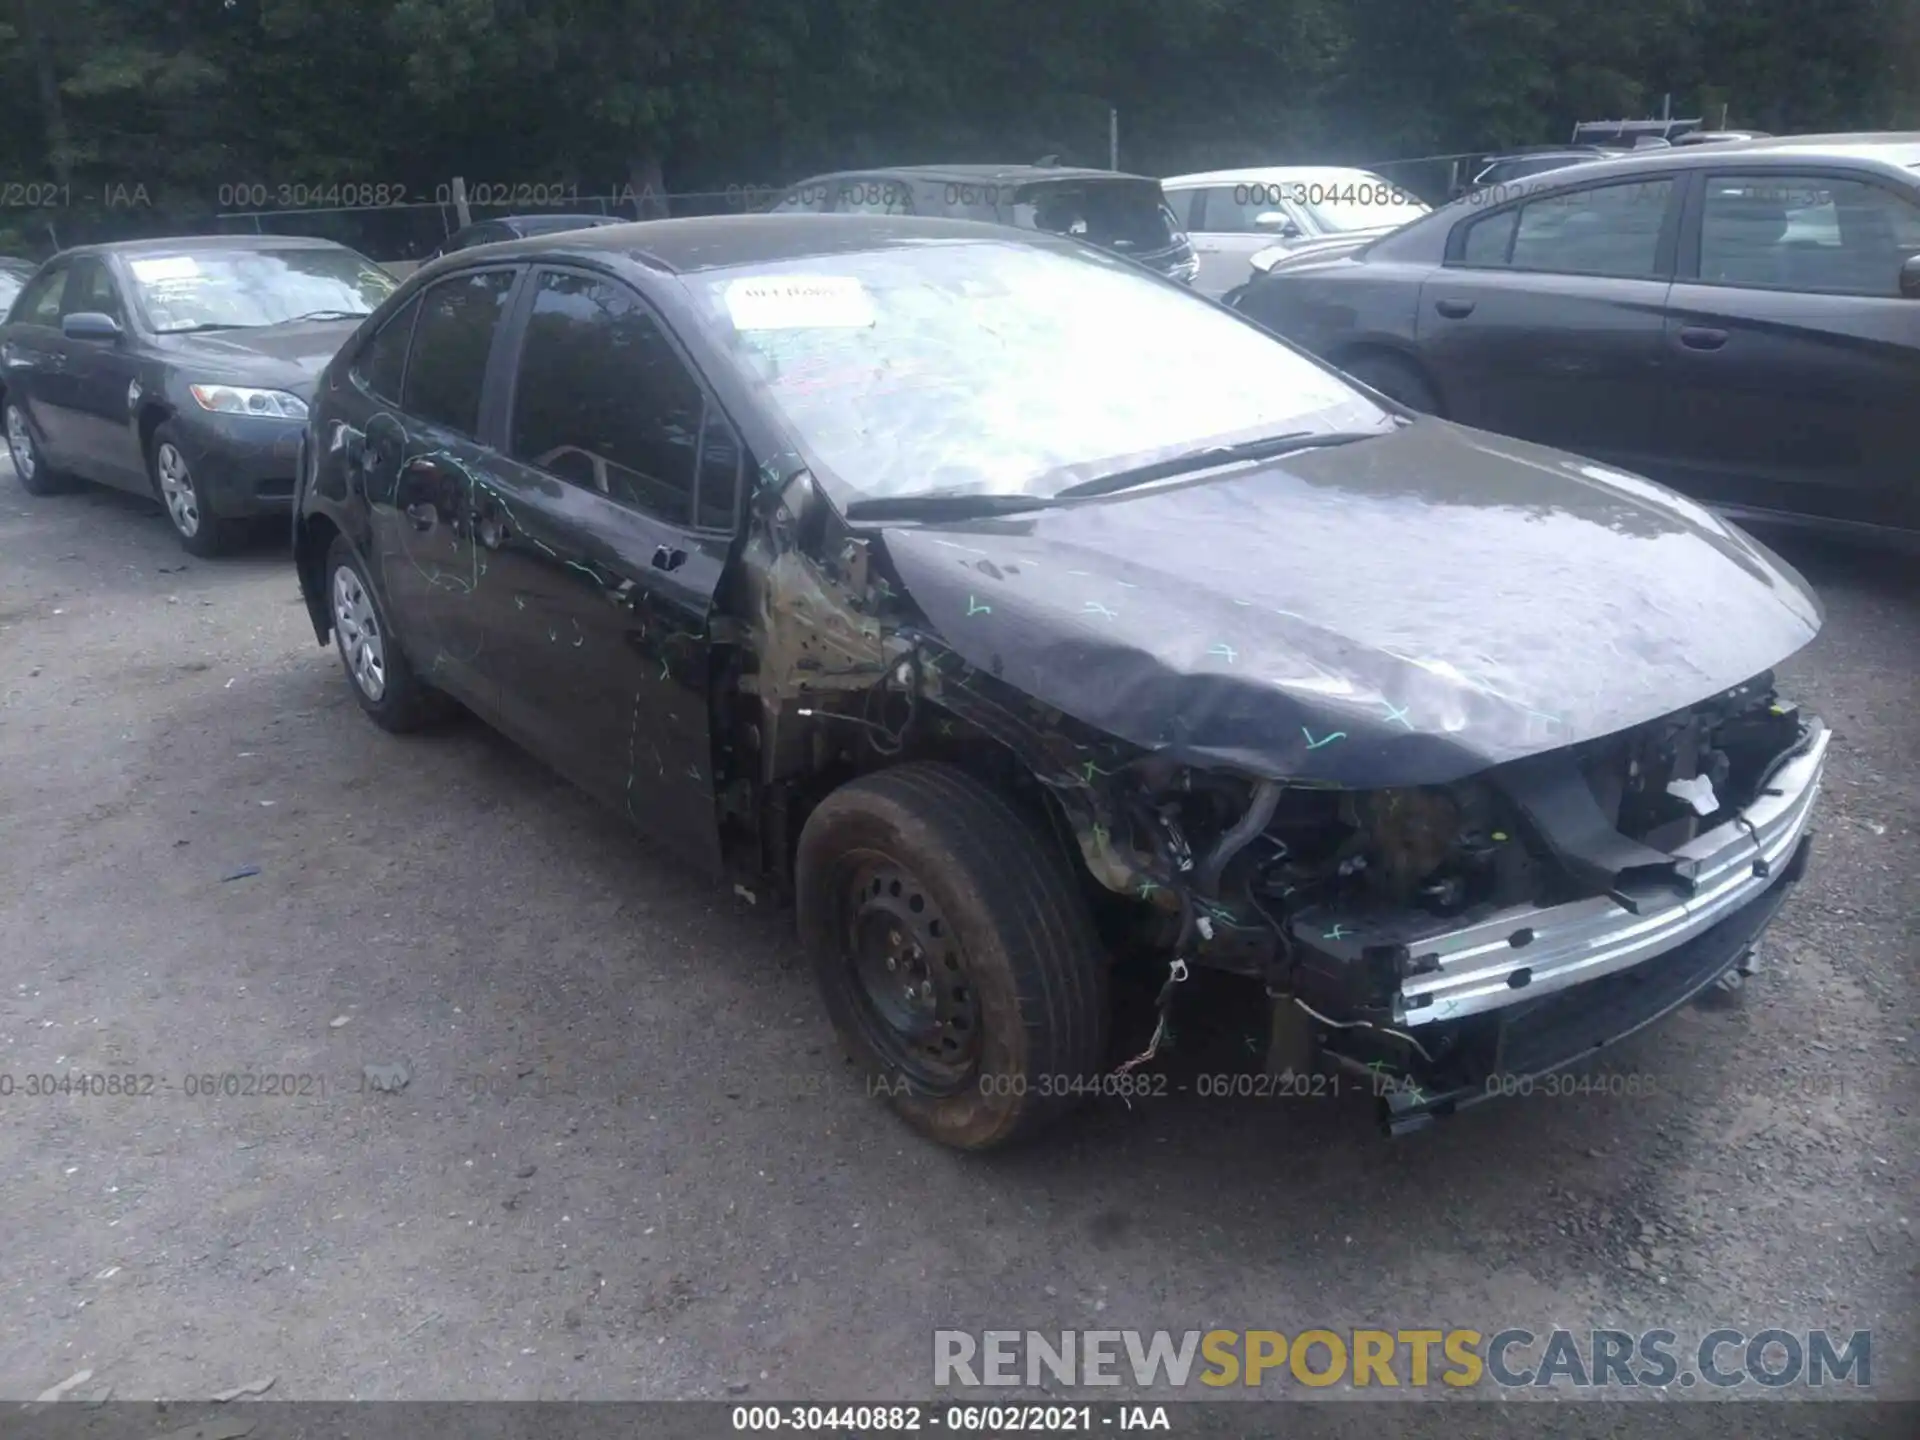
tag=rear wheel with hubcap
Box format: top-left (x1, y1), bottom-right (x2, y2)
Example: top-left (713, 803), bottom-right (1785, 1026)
top-left (325, 534), bottom-right (453, 732)
top-left (5, 400), bottom-right (68, 496)
top-left (151, 422), bottom-right (236, 557)
top-left (797, 762), bottom-right (1110, 1150)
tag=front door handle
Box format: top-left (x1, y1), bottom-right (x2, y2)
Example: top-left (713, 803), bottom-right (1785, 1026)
top-left (1434, 298), bottom-right (1476, 319)
top-left (1678, 326), bottom-right (1728, 351)
top-left (651, 545), bottom-right (687, 573)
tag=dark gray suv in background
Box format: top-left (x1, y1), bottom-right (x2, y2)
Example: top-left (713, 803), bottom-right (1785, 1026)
top-left (1232, 133), bottom-right (1920, 541)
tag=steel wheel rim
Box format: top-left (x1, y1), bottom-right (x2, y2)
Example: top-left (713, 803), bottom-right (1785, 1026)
top-left (331, 564), bottom-right (386, 701)
top-left (5, 405), bottom-right (34, 481)
top-left (843, 855), bottom-right (982, 1092)
top-left (156, 442), bottom-right (199, 536)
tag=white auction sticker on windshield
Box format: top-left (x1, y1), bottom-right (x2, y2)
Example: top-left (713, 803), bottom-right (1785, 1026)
top-left (129, 256), bottom-right (201, 282)
top-left (725, 275), bottom-right (874, 331)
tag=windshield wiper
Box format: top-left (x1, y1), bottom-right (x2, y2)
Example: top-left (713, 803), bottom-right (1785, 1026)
top-left (279, 309), bottom-right (366, 323)
top-left (841, 429), bottom-right (1397, 523)
top-left (842, 491), bottom-right (1055, 523)
top-left (156, 322), bottom-right (250, 334)
top-left (1051, 429), bottom-right (1392, 501)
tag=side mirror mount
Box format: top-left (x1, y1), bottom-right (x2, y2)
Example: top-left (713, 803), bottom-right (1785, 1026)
top-left (61, 311), bottom-right (123, 342)
top-left (1899, 254), bottom-right (1920, 299)
top-left (1255, 212), bottom-right (1302, 238)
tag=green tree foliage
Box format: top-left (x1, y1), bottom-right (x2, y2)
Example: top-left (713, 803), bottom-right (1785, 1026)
top-left (2, 0), bottom-right (1916, 255)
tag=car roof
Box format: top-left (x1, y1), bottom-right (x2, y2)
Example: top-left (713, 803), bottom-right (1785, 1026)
top-left (1449, 132), bottom-right (1920, 193)
top-left (491, 214), bottom-right (621, 231)
top-left (54, 233), bottom-right (354, 260)
top-left (787, 164), bottom-right (1155, 186)
top-left (1161, 165), bottom-right (1403, 188)
top-left (454, 213), bottom-right (1086, 275)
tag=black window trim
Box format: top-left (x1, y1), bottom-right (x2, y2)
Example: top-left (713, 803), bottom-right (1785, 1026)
top-left (63, 255), bottom-right (130, 327)
top-left (495, 260), bottom-right (745, 536)
top-left (1444, 171), bottom-right (1683, 281)
top-left (1676, 162), bottom-right (1920, 296)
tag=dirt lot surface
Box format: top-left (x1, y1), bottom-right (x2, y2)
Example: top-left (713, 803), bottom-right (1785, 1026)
top-left (1, 458), bottom-right (1914, 1408)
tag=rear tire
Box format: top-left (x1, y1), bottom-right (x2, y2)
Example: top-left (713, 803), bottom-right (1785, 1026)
top-left (796, 762), bottom-right (1110, 1151)
top-left (1340, 351), bottom-right (1443, 415)
top-left (5, 400), bottom-right (68, 496)
top-left (325, 534), bottom-right (453, 733)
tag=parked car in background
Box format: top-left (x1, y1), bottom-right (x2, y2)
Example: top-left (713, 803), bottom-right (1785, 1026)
top-left (768, 165), bottom-right (1199, 283)
top-left (1163, 166), bottom-right (1432, 297)
top-left (295, 213), bottom-right (1826, 1151)
top-left (1673, 130), bottom-right (1774, 146)
top-left (0, 257), bottom-right (35, 317)
top-left (423, 213), bottom-right (623, 263)
top-left (1229, 133), bottom-right (1920, 542)
top-left (1452, 145), bottom-right (1626, 198)
top-left (1, 235), bottom-right (396, 553)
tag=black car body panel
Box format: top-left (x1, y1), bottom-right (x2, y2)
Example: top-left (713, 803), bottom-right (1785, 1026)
top-left (294, 214), bottom-right (1829, 1139)
top-left (1232, 133), bottom-right (1920, 539)
top-left (0, 235), bottom-right (391, 520)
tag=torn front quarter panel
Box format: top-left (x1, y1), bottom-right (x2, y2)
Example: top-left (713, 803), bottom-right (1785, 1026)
top-left (876, 419), bottom-right (1823, 789)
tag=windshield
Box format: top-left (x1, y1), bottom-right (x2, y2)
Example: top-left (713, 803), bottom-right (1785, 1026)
top-left (1294, 173), bottom-right (1430, 233)
top-left (127, 247), bottom-right (396, 333)
top-left (688, 240), bottom-right (1387, 504)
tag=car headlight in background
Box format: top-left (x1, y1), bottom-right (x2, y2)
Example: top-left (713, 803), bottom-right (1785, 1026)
top-left (188, 384), bottom-right (309, 420)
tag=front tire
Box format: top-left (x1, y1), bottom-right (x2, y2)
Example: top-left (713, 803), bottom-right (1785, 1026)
top-left (151, 422), bottom-right (235, 557)
top-left (325, 534), bottom-right (452, 732)
top-left (5, 400), bottom-right (68, 496)
top-left (796, 762), bottom-right (1110, 1151)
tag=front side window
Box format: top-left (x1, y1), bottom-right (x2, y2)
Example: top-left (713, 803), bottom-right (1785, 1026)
top-left (350, 295), bottom-right (421, 402)
top-left (62, 258), bottom-right (125, 323)
top-left (15, 265), bottom-right (68, 325)
top-left (1500, 178), bottom-right (1673, 277)
top-left (509, 270), bottom-right (708, 524)
top-left (125, 245), bottom-right (396, 334)
top-left (687, 239), bottom-right (1386, 505)
top-left (1699, 173), bottom-right (1920, 295)
top-left (401, 270), bottom-right (516, 436)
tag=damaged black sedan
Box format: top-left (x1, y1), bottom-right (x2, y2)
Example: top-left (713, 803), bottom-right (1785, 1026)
top-left (293, 215), bottom-right (1830, 1150)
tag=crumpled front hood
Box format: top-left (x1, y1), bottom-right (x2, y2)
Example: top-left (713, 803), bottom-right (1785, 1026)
top-left (880, 419), bottom-right (1822, 787)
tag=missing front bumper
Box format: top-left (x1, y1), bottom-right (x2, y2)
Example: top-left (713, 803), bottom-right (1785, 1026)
top-left (1346, 830), bottom-right (1810, 1135)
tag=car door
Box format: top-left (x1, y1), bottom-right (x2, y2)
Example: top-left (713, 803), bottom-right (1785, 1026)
top-left (1658, 168), bottom-right (1920, 532)
top-left (1185, 184), bottom-right (1305, 298)
top-left (474, 265), bottom-right (736, 870)
top-left (1416, 174), bottom-right (1679, 468)
top-left (360, 266), bottom-right (520, 706)
top-left (1, 261), bottom-right (75, 463)
top-left (56, 256), bottom-right (147, 487)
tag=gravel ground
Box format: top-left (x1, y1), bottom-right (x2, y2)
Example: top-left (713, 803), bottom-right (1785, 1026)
top-left (0, 457), bottom-right (1914, 1406)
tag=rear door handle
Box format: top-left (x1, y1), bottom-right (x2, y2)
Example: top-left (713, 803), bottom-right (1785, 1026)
top-left (1678, 326), bottom-right (1728, 351)
top-left (1434, 298), bottom-right (1476, 319)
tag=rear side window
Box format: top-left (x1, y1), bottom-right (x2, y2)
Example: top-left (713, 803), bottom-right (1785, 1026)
top-left (1010, 181), bottom-right (1174, 252)
top-left (1509, 178), bottom-right (1671, 277)
top-left (15, 265), bottom-right (67, 324)
top-left (350, 295), bottom-right (421, 402)
top-left (401, 270), bottom-right (516, 436)
top-left (508, 269), bottom-right (710, 525)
